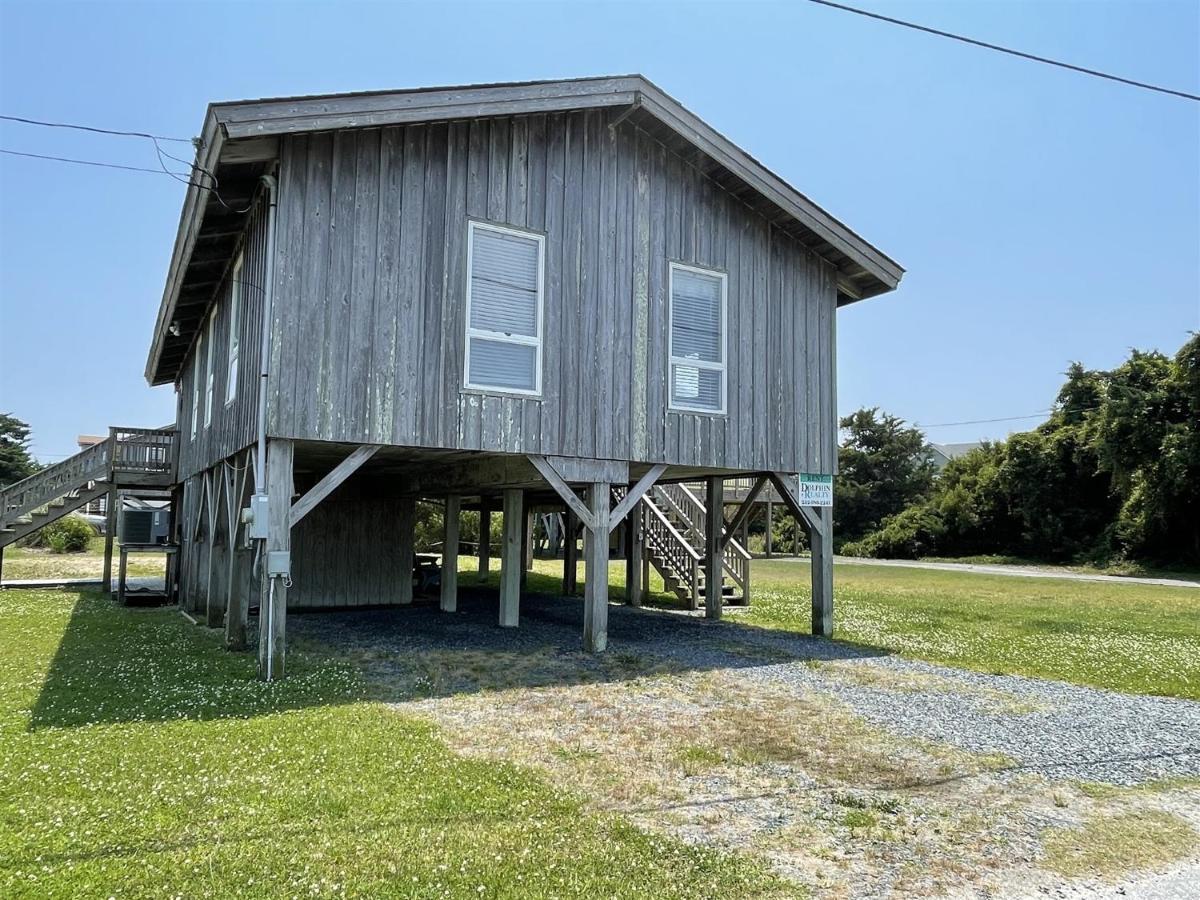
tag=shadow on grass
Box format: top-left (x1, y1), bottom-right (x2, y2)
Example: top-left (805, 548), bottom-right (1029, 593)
top-left (27, 589), bottom-right (367, 731)
top-left (28, 567), bottom-right (886, 730)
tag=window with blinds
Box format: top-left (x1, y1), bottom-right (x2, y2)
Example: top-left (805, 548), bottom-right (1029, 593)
top-left (464, 221), bottom-right (544, 395)
top-left (225, 253), bottom-right (242, 405)
top-left (669, 262), bottom-right (727, 414)
top-left (190, 333), bottom-right (201, 439)
top-left (203, 309), bottom-right (216, 428)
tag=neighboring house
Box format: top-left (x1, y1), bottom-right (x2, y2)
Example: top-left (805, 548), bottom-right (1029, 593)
top-left (929, 442), bottom-right (985, 473)
top-left (11, 76), bottom-right (906, 677)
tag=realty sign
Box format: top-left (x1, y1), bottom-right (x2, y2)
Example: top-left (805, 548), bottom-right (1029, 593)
top-left (798, 473), bottom-right (833, 507)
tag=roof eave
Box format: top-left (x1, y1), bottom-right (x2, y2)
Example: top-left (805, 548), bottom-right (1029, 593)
top-left (145, 108), bottom-right (225, 386)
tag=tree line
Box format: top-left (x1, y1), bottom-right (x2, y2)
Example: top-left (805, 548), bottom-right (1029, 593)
top-left (835, 334), bottom-right (1200, 568)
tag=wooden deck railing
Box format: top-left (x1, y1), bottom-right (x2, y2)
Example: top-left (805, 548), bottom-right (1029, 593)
top-left (0, 426), bottom-right (178, 530)
top-left (110, 426), bottom-right (178, 475)
top-left (0, 439), bottom-right (111, 529)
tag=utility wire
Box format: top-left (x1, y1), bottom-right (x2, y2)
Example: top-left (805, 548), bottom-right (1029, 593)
top-left (0, 114), bottom-right (193, 143)
top-left (804, 0), bottom-right (1200, 102)
top-left (921, 412), bottom-right (1052, 429)
top-left (0, 147), bottom-right (189, 176)
top-left (1, 112), bottom-right (252, 212)
top-left (0, 145), bottom-right (253, 213)
top-left (921, 404), bottom-right (1105, 429)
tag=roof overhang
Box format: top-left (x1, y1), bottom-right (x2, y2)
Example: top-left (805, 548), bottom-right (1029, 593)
top-left (146, 75), bottom-right (904, 386)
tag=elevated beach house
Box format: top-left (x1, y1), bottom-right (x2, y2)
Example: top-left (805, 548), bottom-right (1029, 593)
top-left (1, 76), bottom-right (902, 679)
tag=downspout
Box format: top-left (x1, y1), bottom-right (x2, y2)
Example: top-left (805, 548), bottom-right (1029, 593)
top-left (256, 173), bottom-right (278, 680)
top-left (255, 174), bottom-right (277, 494)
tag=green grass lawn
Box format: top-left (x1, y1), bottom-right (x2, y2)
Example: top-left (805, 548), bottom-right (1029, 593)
top-left (3, 536), bottom-right (164, 582)
top-left (0, 588), bottom-right (789, 899)
top-left (494, 556), bottom-right (1199, 699)
top-left (743, 559), bottom-right (1200, 700)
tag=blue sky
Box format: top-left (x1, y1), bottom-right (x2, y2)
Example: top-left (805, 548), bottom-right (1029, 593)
top-left (1, 0), bottom-right (1197, 462)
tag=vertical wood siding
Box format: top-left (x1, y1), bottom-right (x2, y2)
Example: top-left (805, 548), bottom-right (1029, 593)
top-left (288, 488), bottom-right (407, 608)
top-left (268, 110), bottom-right (838, 474)
top-left (176, 195), bottom-right (271, 479)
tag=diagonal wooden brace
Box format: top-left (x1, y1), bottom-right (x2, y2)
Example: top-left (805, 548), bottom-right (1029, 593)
top-left (528, 455), bottom-right (599, 531)
top-left (289, 444), bottom-right (380, 529)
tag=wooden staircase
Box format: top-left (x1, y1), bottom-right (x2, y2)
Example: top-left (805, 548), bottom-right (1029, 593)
top-left (639, 483), bottom-right (751, 610)
top-left (1, 427), bottom-right (178, 552)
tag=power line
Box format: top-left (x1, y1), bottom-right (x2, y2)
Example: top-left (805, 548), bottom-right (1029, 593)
top-left (921, 411), bottom-right (1052, 429)
top-left (804, 0), bottom-right (1200, 102)
top-left (0, 147), bottom-right (188, 176)
top-left (0, 114), bottom-right (193, 143)
top-left (921, 404), bottom-right (1105, 429)
top-left (0, 112), bottom-right (252, 212)
top-left (0, 146), bottom-right (252, 212)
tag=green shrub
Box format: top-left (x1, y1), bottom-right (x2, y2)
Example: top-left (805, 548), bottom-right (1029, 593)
top-left (28, 515), bottom-right (96, 554)
top-left (842, 505), bottom-right (945, 559)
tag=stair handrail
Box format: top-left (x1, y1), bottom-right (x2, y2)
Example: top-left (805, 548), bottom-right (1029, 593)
top-left (660, 482), bottom-right (751, 599)
top-left (0, 437), bottom-right (113, 528)
top-left (643, 494), bottom-right (702, 561)
top-left (660, 483), bottom-right (753, 562)
top-left (642, 493), bottom-right (703, 609)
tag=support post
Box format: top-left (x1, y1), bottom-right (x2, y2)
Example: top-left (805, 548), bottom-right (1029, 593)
top-left (205, 470), bottom-right (227, 627)
top-left (258, 439), bottom-right (292, 681)
top-left (703, 476), bottom-right (724, 620)
top-left (226, 450), bottom-right (253, 651)
top-left (398, 495), bottom-right (415, 606)
top-left (521, 505), bottom-right (532, 587)
top-left (117, 546), bottom-right (128, 606)
top-left (768, 473), bottom-right (835, 638)
top-left (625, 501), bottom-right (644, 607)
top-left (441, 495), bottom-right (460, 612)
top-left (477, 498), bottom-right (492, 582)
top-left (563, 507), bottom-right (578, 595)
top-left (765, 500), bottom-right (773, 557)
top-left (810, 505), bottom-right (833, 637)
top-left (582, 481), bottom-right (611, 652)
top-left (499, 488), bottom-right (522, 627)
top-left (102, 483), bottom-right (118, 595)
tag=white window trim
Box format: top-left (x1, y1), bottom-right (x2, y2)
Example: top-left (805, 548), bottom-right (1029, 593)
top-left (225, 253), bottom-right (243, 406)
top-left (462, 219), bottom-right (546, 398)
top-left (203, 307), bottom-right (216, 428)
top-left (190, 333), bottom-right (201, 440)
top-left (667, 261), bottom-right (728, 416)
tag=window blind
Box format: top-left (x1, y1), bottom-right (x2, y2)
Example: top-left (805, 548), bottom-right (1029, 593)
top-left (669, 264), bottom-right (726, 413)
top-left (465, 223), bottom-right (543, 394)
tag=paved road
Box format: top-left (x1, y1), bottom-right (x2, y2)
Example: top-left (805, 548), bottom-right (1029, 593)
top-left (830, 556), bottom-right (1200, 589)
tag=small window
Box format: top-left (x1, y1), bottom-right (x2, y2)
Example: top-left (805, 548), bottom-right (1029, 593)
top-left (464, 221), bottom-right (544, 396)
top-left (190, 332), bottom-right (202, 439)
top-left (669, 262), bottom-right (727, 414)
top-left (225, 254), bottom-right (242, 404)
top-left (203, 308), bottom-right (216, 428)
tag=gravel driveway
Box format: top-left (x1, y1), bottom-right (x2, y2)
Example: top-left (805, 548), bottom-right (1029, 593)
top-left (291, 588), bottom-right (1200, 897)
top-left (292, 588), bottom-right (1200, 787)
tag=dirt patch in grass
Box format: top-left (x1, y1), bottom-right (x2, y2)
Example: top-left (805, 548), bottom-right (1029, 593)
top-left (1041, 808), bottom-right (1199, 879)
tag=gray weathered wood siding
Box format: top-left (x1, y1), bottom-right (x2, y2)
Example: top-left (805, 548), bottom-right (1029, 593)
top-left (288, 486), bottom-right (408, 608)
top-left (176, 195), bottom-right (270, 479)
top-left (267, 109), bottom-right (838, 474)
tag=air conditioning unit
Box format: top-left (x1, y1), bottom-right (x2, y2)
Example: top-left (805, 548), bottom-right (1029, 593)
top-left (119, 508), bottom-right (171, 545)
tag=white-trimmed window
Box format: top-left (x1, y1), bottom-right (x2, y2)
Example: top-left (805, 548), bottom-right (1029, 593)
top-left (225, 253), bottom-right (242, 404)
top-left (203, 308), bottom-right (216, 428)
top-left (190, 333), bottom-right (202, 439)
top-left (464, 220), bottom-right (544, 396)
top-left (668, 262), bottom-right (727, 414)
